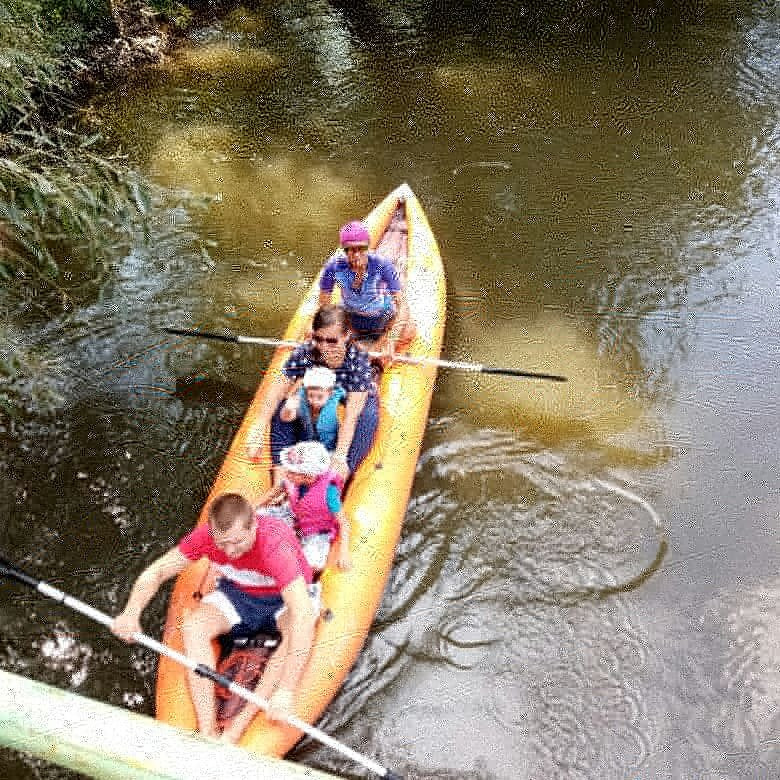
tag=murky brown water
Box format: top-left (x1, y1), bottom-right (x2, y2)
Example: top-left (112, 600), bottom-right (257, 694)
top-left (2, 1), bottom-right (780, 777)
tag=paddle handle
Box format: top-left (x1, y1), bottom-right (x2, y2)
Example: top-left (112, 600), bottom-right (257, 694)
top-left (0, 558), bottom-right (402, 779)
top-left (481, 365), bottom-right (567, 381)
top-left (0, 560), bottom-right (116, 630)
top-left (392, 353), bottom-right (567, 381)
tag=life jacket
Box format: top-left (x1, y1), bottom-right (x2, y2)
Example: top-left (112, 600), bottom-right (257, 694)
top-left (285, 470), bottom-right (345, 540)
top-left (215, 642), bottom-right (276, 728)
top-left (297, 386), bottom-right (345, 451)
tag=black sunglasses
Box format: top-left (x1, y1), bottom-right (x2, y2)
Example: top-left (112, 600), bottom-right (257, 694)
top-left (312, 334), bottom-right (341, 345)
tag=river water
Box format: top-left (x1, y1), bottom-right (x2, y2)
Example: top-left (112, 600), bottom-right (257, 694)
top-left (2, 1), bottom-right (779, 778)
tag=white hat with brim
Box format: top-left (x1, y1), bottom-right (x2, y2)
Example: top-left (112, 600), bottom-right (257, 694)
top-left (279, 441), bottom-right (331, 477)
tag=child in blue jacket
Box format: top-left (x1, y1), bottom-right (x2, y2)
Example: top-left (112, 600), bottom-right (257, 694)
top-left (279, 366), bottom-right (345, 451)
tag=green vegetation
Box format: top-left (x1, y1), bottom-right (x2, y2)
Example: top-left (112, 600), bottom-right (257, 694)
top-left (147, 0), bottom-right (194, 29)
top-left (0, 0), bottom-right (152, 415)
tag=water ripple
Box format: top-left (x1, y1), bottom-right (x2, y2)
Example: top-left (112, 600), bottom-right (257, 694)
top-left (305, 427), bottom-right (665, 778)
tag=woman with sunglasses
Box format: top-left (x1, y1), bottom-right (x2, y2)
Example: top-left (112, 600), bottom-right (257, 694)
top-left (317, 220), bottom-right (416, 356)
top-left (247, 305), bottom-right (379, 482)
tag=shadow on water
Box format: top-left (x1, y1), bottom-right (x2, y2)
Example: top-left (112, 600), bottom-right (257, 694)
top-left (172, 373), bottom-right (255, 407)
top-left (330, 0), bottom-right (744, 47)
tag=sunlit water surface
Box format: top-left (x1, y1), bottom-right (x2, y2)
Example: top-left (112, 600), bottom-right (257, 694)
top-left (2, 1), bottom-right (779, 778)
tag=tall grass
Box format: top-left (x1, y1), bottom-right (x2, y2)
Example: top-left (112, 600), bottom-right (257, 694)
top-left (0, 0), bottom-right (149, 415)
top-left (0, 131), bottom-right (149, 302)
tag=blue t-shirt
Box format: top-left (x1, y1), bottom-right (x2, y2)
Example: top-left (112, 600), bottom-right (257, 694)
top-left (319, 251), bottom-right (401, 316)
top-left (282, 342), bottom-right (374, 394)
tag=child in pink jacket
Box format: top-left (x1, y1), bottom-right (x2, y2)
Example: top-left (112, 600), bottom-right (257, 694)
top-left (257, 440), bottom-right (351, 574)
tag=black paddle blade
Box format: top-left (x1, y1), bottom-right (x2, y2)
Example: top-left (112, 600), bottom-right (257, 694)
top-left (0, 557), bottom-right (40, 588)
top-left (481, 366), bottom-right (567, 382)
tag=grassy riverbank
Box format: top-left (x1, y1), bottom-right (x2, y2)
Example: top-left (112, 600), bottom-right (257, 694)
top-left (0, 0), bottom-right (188, 414)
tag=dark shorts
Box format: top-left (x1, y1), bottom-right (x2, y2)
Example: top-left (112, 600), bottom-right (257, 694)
top-left (348, 307), bottom-right (395, 339)
top-left (270, 392), bottom-right (379, 474)
top-left (203, 579), bottom-right (283, 639)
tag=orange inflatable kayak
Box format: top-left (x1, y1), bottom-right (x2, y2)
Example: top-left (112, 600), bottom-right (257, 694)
top-left (156, 183), bottom-right (446, 757)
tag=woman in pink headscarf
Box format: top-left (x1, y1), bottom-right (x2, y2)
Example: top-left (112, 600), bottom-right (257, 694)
top-left (317, 220), bottom-right (416, 354)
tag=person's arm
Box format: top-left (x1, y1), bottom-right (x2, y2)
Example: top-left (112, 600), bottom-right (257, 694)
top-left (370, 259), bottom-right (409, 356)
top-left (335, 507), bottom-right (351, 570)
top-left (269, 577), bottom-right (316, 712)
top-left (373, 289), bottom-right (415, 363)
top-left (372, 290), bottom-right (411, 362)
top-left (317, 259), bottom-right (337, 308)
top-left (389, 290), bottom-right (413, 343)
top-left (331, 390), bottom-right (367, 477)
top-left (112, 547), bottom-right (190, 641)
top-left (279, 386), bottom-right (302, 423)
top-left (246, 372), bottom-right (295, 459)
top-left (324, 483), bottom-right (350, 571)
top-left (256, 482), bottom-right (288, 507)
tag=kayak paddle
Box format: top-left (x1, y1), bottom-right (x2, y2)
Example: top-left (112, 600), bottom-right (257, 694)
top-left (164, 326), bottom-right (567, 382)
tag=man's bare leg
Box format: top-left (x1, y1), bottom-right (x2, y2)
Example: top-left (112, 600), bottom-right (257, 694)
top-left (181, 602), bottom-right (232, 737)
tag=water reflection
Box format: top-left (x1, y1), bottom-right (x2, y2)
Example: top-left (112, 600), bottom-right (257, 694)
top-left (86, 0), bottom-right (770, 418)
top-left (149, 134), bottom-right (356, 262)
top-left (635, 577), bottom-right (780, 777)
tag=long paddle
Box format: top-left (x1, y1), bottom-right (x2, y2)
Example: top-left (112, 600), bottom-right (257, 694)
top-left (164, 326), bottom-right (568, 382)
top-left (0, 556), bottom-right (403, 780)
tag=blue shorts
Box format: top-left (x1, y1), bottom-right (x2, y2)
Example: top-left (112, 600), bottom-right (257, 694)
top-left (348, 306), bottom-right (395, 339)
top-left (203, 579), bottom-right (283, 639)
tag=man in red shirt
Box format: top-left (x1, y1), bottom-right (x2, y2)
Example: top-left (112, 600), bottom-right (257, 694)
top-left (112, 492), bottom-right (316, 742)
